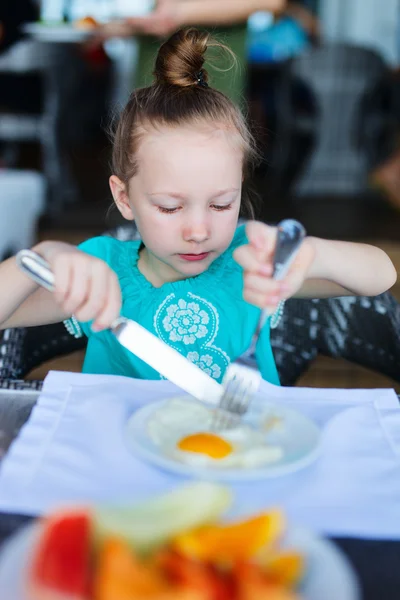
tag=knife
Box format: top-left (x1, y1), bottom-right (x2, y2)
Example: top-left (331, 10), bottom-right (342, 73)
top-left (15, 249), bottom-right (222, 406)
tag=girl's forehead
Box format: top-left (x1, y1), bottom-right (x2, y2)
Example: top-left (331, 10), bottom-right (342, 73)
top-left (132, 124), bottom-right (243, 192)
top-left (137, 123), bottom-right (244, 160)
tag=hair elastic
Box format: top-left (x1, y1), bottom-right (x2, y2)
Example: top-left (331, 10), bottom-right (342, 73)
top-left (195, 70), bottom-right (208, 88)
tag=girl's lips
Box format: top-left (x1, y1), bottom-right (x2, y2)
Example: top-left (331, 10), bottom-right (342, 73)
top-left (179, 252), bottom-right (210, 262)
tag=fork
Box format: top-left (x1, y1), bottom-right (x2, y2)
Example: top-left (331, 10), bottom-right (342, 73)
top-left (212, 219), bottom-right (306, 431)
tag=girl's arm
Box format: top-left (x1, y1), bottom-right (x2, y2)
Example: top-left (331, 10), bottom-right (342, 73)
top-left (0, 243), bottom-right (68, 330)
top-left (296, 237), bottom-right (397, 298)
top-left (234, 222), bottom-right (397, 312)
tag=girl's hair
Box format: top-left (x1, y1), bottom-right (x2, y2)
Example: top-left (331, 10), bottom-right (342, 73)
top-left (111, 28), bottom-right (260, 218)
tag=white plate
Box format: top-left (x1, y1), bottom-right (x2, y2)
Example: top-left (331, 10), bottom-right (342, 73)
top-left (0, 521), bottom-right (360, 600)
top-left (125, 395), bottom-right (321, 482)
top-left (23, 23), bottom-right (93, 43)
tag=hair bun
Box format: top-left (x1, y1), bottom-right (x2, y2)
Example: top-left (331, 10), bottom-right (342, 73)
top-left (154, 28), bottom-right (210, 88)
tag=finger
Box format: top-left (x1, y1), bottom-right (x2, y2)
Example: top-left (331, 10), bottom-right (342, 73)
top-left (233, 246), bottom-right (273, 276)
top-left (243, 288), bottom-right (280, 312)
top-left (73, 260), bottom-right (109, 323)
top-left (92, 273), bottom-right (122, 331)
top-left (244, 273), bottom-right (282, 297)
top-left (61, 260), bottom-right (91, 316)
top-left (53, 255), bottom-right (73, 306)
top-left (281, 240), bottom-right (315, 298)
top-left (278, 241), bottom-right (315, 292)
top-left (245, 221), bottom-right (277, 262)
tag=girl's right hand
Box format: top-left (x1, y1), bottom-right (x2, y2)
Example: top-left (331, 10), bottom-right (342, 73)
top-left (36, 241), bottom-right (122, 332)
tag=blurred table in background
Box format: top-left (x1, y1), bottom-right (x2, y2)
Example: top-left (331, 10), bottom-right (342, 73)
top-left (0, 39), bottom-right (79, 213)
top-left (0, 29), bottom-right (137, 218)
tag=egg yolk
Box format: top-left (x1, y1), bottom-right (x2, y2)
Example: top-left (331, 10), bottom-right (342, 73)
top-left (177, 433), bottom-right (233, 459)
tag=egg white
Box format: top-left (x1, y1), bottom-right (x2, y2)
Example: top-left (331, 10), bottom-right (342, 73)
top-left (146, 398), bottom-right (283, 469)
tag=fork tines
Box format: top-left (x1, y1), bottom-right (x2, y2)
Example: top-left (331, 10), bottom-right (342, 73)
top-left (212, 365), bottom-right (261, 431)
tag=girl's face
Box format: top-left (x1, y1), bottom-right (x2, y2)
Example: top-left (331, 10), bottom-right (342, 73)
top-left (110, 125), bottom-right (243, 287)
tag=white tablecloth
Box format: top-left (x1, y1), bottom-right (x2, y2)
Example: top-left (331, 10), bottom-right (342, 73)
top-left (0, 371), bottom-right (399, 539)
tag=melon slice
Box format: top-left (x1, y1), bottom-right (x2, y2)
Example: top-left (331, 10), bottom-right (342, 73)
top-left (93, 482), bottom-right (232, 556)
top-left (29, 509), bottom-right (92, 600)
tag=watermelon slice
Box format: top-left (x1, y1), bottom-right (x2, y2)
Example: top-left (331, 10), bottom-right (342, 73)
top-left (29, 509), bottom-right (92, 600)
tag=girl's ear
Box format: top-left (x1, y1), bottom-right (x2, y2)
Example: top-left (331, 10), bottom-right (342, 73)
top-left (109, 175), bottom-right (134, 221)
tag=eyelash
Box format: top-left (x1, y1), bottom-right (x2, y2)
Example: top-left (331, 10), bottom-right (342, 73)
top-left (157, 206), bottom-right (179, 214)
top-left (213, 204), bottom-right (232, 211)
top-left (157, 204), bottom-right (232, 214)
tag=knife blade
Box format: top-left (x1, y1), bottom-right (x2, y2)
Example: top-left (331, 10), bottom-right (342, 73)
top-left (15, 249), bottom-right (222, 406)
top-left (112, 318), bottom-right (222, 404)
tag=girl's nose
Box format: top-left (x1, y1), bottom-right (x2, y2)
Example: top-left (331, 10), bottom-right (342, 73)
top-left (183, 221), bottom-right (210, 243)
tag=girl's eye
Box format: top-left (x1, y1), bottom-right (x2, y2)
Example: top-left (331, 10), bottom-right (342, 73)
top-left (157, 206), bottom-right (180, 214)
top-left (212, 204), bottom-right (233, 211)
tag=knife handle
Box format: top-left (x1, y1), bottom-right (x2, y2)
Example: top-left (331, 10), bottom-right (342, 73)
top-left (16, 249), bottom-right (55, 292)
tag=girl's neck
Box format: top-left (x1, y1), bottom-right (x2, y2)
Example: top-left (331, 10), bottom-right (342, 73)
top-left (137, 246), bottom-right (186, 288)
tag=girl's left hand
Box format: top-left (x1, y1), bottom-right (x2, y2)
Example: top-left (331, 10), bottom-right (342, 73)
top-left (233, 221), bottom-right (315, 312)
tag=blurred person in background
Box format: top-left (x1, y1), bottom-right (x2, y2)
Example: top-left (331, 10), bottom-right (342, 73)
top-left (358, 0), bottom-right (400, 210)
top-left (0, 0), bottom-right (40, 114)
top-left (247, 1), bottom-right (320, 169)
top-left (0, 0), bottom-right (40, 164)
top-left (92, 0), bottom-right (287, 106)
top-left (284, 1), bottom-right (319, 42)
top-left (0, 0), bottom-right (38, 55)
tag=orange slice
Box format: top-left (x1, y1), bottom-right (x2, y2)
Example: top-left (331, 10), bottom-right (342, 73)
top-left (173, 510), bottom-right (285, 563)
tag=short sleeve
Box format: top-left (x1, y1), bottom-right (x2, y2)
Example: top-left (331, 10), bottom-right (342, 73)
top-left (77, 236), bottom-right (113, 261)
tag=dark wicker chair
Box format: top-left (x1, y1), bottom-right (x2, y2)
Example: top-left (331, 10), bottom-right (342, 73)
top-left (1, 225), bottom-right (399, 389)
top-left (272, 292), bottom-right (400, 386)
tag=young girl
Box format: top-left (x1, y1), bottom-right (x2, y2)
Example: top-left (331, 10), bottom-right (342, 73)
top-left (0, 28), bottom-right (396, 385)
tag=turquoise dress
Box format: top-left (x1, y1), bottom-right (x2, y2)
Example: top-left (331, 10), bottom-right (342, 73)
top-left (65, 225), bottom-right (281, 385)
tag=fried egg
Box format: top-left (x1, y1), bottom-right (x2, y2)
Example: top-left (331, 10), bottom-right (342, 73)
top-left (177, 432), bottom-right (233, 459)
top-left (146, 398), bottom-right (283, 469)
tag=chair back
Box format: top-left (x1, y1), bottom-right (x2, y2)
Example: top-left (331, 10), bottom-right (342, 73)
top-left (271, 292), bottom-right (400, 385)
top-left (277, 43), bottom-right (388, 197)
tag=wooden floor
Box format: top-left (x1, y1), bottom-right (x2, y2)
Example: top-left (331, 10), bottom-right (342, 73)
top-left (27, 229), bottom-right (400, 393)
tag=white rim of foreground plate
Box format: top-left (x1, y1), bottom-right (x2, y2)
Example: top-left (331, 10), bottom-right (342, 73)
top-left (0, 522), bottom-right (360, 600)
top-left (124, 396), bottom-right (322, 482)
top-left (22, 23), bottom-right (92, 42)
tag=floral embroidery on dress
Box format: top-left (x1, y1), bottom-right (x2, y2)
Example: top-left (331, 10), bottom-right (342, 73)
top-left (186, 351), bottom-right (222, 379)
top-left (154, 292), bottom-right (229, 382)
top-left (162, 299), bottom-right (209, 345)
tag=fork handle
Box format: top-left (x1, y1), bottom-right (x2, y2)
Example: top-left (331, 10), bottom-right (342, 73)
top-left (254, 219), bottom-right (306, 337)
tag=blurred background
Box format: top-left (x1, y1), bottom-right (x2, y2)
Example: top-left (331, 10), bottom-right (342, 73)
top-left (1, 0), bottom-right (400, 388)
